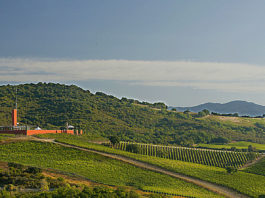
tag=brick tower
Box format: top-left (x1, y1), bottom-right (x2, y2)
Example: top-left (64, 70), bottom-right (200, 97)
top-left (12, 109), bottom-right (17, 127)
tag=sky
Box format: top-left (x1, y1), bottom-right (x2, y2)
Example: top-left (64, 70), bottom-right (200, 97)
top-left (1, 0), bottom-right (265, 106)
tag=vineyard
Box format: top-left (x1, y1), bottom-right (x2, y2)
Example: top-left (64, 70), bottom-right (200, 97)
top-left (244, 156), bottom-right (265, 176)
top-left (115, 142), bottom-right (259, 168)
top-left (36, 134), bottom-right (265, 197)
top-left (0, 141), bottom-right (223, 198)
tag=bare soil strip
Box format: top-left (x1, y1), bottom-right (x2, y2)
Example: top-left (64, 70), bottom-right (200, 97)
top-left (37, 139), bottom-right (249, 198)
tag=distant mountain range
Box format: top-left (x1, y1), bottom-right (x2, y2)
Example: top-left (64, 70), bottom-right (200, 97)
top-left (170, 100), bottom-right (265, 116)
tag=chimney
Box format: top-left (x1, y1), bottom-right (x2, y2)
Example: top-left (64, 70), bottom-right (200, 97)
top-left (12, 86), bottom-right (18, 127)
top-left (12, 109), bottom-right (17, 127)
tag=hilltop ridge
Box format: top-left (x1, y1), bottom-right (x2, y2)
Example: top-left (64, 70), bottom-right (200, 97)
top-left (171, 100), bottom-right (265, 116)
top-left (0, 82), bottom-right (265, 145)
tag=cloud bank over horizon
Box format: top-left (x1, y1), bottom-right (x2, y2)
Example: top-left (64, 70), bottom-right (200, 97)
top-left (1, 58), bottom-right (265, 93)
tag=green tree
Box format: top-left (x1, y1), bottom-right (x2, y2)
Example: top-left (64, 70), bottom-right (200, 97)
top-left (202, 109), bottom-right (210, 115)
top-left (226, 166), bottom-right (237, 174)
top-left (126, 144), bottom-right (140, 154)
top-left (40, 178), bottom-right (49, 191)
top-left (127, 190), bottom-right (140, 198)
top-left (197, 111), bottom-right (206, 117)
top-left (230, 147), bottom-right (237, 151)
top-left (184, 109), bottom-right (190, 114)
top-left (152, 102), bottom-right (167, 110)
top-left (248, 145), bottom-right (257, 152)
top-left (211, 137), bottom-right (229, 144)
top-left (25, 166), bottom-right (42, 174)
top-left (248, 145), bottom-right (253, 152)
top-left (109, 135), bottom-right (120, 146)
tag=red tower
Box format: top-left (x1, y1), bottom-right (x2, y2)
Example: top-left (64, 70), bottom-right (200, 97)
top-left (12, 109), bottom-right (17, 127)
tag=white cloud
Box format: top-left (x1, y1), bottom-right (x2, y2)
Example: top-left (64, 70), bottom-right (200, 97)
top-left (0, 58), bottom-right (265, 93)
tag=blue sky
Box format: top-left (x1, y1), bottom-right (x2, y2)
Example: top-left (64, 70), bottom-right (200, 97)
top-left (1, 0), bottom-right (265, 106)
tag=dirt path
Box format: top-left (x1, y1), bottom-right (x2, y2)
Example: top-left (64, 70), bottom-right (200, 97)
top-left (33, 138), bottom-right (249, 198)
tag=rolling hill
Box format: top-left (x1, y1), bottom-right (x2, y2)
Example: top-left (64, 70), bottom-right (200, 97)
top-left (171, 100), bottom-right (265, 116)
top-left (0, 83), bottom-right (265, 145)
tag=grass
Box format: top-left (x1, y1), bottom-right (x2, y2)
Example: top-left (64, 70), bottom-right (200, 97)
top-left (197, 141), bottom-right (265, 151)
top-left (35, 132), bottom-right (107, 142)
top-left (0, 134), bottom-right (16, 141)
top-left (244, 156), bottom-right (265, 176)
top-left (0, 141), bottom-right (223, 198)
top-left (39, 134), bottom-right (265, 198)
top-left (205, 115), bottom-right (265, 127)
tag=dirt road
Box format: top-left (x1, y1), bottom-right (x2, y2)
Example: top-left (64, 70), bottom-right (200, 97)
top-left (36, 139), bottom-right (249, 198)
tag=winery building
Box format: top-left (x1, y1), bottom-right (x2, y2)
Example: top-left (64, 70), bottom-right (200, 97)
top-left (0, 108), bottom-right (82, 136)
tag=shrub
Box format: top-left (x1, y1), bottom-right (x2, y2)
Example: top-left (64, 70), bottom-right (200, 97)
top-left (109, 135), bottom-right (120, 146)
top-left (226, 166), bottom-right (237, 174)
top-left (126, 144), bottom-right (140, 154)
top-left (8, 162), bottom-right (24, 170)
top-left (211, 137), bottom-right (229, 144)
top-left (4, 184), bottom-right (17, 191)
top-left (25, 167), bottom-right (42, 174)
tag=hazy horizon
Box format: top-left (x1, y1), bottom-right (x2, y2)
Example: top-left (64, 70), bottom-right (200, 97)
top-left (1, 1), bottom-right (265, 106)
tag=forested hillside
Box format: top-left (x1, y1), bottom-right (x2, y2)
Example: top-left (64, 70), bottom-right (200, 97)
top-left (1, 83), bottom-right (265, 145)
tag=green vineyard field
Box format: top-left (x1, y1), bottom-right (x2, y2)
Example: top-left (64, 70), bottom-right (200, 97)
top-left (115, 142), bottom-right (259, 168)
top-left (0, 141), bottom-right (223, 198)
top-left (35, 134), bottom-right (265, 197)
top-left (244, 156), bottom-right (265, 176)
